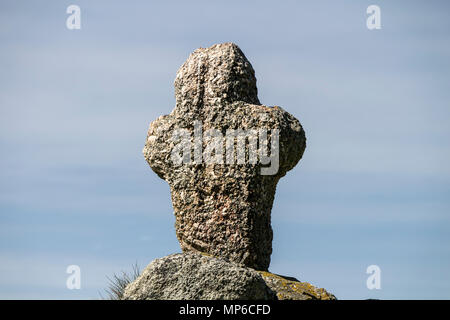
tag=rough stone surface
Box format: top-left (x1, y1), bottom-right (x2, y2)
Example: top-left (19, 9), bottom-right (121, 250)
top-left (122, 253), bottom-right (276, 300)
top-left (143, 43), bottom-right (306, 270)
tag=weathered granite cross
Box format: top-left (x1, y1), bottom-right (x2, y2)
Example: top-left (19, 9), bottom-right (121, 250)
top-left (143, 43), bottom-right (306, 270)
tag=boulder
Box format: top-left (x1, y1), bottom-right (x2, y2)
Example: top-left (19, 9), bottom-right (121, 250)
top-left (122, 253), bottom-right (336, 300)
top-left (122, 253), bottom-right (275, 300)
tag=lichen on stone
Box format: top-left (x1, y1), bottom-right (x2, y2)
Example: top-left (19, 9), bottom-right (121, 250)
top-left (257, 271), bottom-right (336, 300)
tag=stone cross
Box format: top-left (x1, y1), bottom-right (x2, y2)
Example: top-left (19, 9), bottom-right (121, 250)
top-left (143, 43), bottom-right (306, 271)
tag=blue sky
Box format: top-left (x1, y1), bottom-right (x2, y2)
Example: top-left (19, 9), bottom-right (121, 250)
top-left (1, 0), bottom-right (449, 299)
